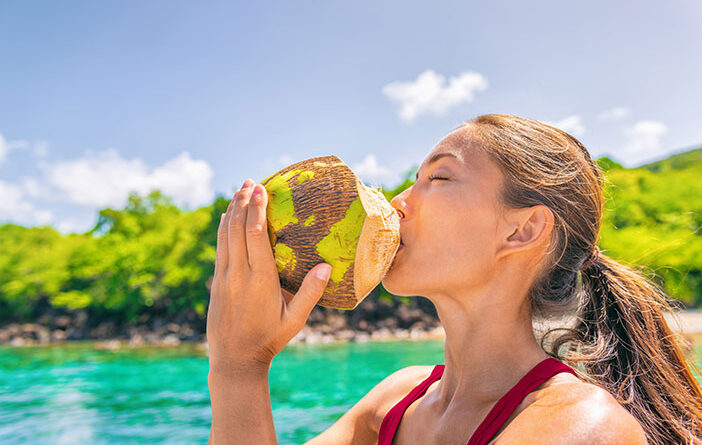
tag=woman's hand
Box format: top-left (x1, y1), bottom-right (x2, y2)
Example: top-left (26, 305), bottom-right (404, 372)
top-left (206, 178), bottom-right (332, 374)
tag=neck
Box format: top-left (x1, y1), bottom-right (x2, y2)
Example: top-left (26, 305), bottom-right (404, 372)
top-left (426, 282), bottom-right (550, 416)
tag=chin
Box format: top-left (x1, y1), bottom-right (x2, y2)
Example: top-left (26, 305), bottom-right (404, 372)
top-left (380, 275), bottom-right (413, 297)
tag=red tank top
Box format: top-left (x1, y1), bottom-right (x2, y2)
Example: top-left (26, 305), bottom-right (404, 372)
top-left (377, 357), bottom-right (578, 445)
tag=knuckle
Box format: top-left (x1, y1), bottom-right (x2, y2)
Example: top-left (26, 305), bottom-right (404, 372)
top-left (250, 267), bottom-right (268, 281)
top-left (229, 217), bottom-right (246, 230)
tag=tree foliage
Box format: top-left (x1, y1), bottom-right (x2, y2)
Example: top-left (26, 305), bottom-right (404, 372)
top-left (1, 148), bottom-right (700, 324)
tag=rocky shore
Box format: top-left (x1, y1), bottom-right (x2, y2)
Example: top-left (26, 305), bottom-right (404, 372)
top-left (0, 294), bottom-right (444, 348)
top-left (2, 296), bottom-right (700, 350)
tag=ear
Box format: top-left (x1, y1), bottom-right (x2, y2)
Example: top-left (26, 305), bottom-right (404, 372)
top-left (496, 205), bottom-right (554, 260)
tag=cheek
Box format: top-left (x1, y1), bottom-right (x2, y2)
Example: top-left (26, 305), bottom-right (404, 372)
top-left (383, 195), bottom-right (500, 294)
top-left (427, 200), bottom-right (498, 272)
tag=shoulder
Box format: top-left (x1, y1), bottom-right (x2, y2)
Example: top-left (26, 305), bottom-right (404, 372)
top-left (496, 378), bottom-right (648, 445)
top-left (366, 365), bottom-right (436, 431)
top-left (304, 365), bottom-right (435, 445)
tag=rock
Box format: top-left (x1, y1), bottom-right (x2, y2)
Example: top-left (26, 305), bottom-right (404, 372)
top-left (37, 327), bottom-right (50, 344)
top-left (129, 334), bottom-right (145, 347)
top-left (379, 318), bottom-right (398, 329)
top-left (307, 308), bottom-right (325, 324)
top-left (371, 327), bottom-right (392, 340)
top-left (305, 332), bottom-right (323, 344)
top-left (10, 337), bottom-right (27, 346)
top-left (352, 332), bottom-right (371, 343)
top-left (179, 325), bottom-right (194, 338)
top-left (145, 333), bottom-right (160, 343)
top-left (91, 322), bottom-right (117, 339)
top-left (410, 328), bottom-right (426, 340)
top-left (21, 323), bottom-right (40, 334)
top-left (55, 316), bottom-right (71, 328)
top-left (6, 324), bottom-right (20, 336)
top-left (161, 334), bottom-right (181, 346)
top-left (410, 321), bottom-right (427, 331)
top-left (335, 329), bottom-right (355, 341)
top-left (393, 329), bottom-right (410, 339)
top-left (429, 325), bottom-right (446, 338)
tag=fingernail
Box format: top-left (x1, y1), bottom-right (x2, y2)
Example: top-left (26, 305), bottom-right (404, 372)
top-left (251, 184), bottom-right (261, 196)
top-left (242, 179), bottom-right (253, 189)
top-left (317, 265), bottom-right (332, 280)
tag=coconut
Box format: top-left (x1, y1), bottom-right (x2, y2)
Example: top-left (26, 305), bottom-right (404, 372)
top-left (259, 155), bottom-right (401, 310)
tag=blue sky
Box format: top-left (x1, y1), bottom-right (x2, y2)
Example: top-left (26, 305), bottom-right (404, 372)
top-left (1, 1), bottom-right (701, 234)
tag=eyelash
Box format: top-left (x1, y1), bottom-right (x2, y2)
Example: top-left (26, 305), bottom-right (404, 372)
top-left (429, 175), bottom-right (447, 181)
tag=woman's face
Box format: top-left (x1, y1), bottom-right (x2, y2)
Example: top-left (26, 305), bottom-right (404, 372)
top-left (382, 126), bottom-right (508, 299)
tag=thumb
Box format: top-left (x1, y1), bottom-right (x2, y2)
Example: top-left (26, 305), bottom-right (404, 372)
top-left (286, 263), bottom-right (332, 327)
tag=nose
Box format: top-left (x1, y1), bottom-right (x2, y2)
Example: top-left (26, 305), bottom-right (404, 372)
top-left (390, 192), bottom-right (407, 219)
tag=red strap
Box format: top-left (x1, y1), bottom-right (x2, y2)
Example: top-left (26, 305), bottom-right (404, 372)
top-left (377, 358), bottom-right (578, 445)
top-left (377, 364), bottom-right (445, 445)
top-left (466, 358), bottom-right (578, 445)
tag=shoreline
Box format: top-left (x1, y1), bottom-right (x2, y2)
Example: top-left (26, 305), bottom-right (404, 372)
top-left (0, 322), bottom-right (448, 349)
top-left (2, 310), bottom-right (701, 350)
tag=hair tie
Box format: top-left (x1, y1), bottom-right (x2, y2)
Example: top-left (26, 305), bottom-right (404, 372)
top-left (580, 245), bottom-right (600, 270)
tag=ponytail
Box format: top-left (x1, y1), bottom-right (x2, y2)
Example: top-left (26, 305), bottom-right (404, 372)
top-left (548, 247), bottom-right (702, 445)
top-left (464, 113), bottom-right (702, 444)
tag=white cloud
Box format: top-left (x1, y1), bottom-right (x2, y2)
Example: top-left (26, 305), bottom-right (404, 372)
top-left (619, 120), bottom-right (668, 165)
top-left (0, 133), bottom-right (48, 164)
top-left (54, 217), bottom-right (88, 235)
top-left (19, 176), bottom-right (44, 198)
top-left (597, 107), bottom-right (630, 121)
top-left (44, 148), bottom-right (215, 211)
top-left (351, 154), bottom-right (392, 180)
top-left (382, 69), bottom-right (488, 122)
top-left (0, 180), bottom-right (54, 226)
top-left (33, 141), bottom-right (49, 158)
top-left (544, 115), bottom-right (585, 137)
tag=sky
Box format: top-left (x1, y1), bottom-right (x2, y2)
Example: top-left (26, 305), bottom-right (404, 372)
top-left (1, 1), bottom-right (701, 235)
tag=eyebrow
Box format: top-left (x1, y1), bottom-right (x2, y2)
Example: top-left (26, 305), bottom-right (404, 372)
top-left (415, 152), bottom-right (460, 181)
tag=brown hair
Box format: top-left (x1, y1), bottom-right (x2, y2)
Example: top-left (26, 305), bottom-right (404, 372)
top-left (464, 113), bottom-right (702, 444)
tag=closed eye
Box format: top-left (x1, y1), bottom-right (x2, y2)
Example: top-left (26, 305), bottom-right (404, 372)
top-left (429, 175), bottom-right (448, 181)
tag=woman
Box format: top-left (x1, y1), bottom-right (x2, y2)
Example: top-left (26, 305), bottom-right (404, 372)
top-left (207, 114), bottom-right (702, 444)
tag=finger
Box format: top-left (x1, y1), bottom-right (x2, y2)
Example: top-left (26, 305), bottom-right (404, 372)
top-left (228, 179), bottom-right (254, 271)
top-left (214, 190), bottom-right (238, 277)
top-left (285, 264), bottom-right (332, 333)
top-left (246, 184), bottom-right (276, 273)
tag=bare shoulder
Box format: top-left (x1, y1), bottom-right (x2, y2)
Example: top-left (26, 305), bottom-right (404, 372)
top-left (304, 365), bottom-right (434, 445)
top-left (366, 365), bottom-right (436, 432)
top-left (496, 377), bottom-right (648, 445)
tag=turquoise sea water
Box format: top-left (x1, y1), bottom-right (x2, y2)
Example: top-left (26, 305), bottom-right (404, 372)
top-left (0, 340), bottom-right (445, 444)
top-left (1, 340), bottom-right (700, 444)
